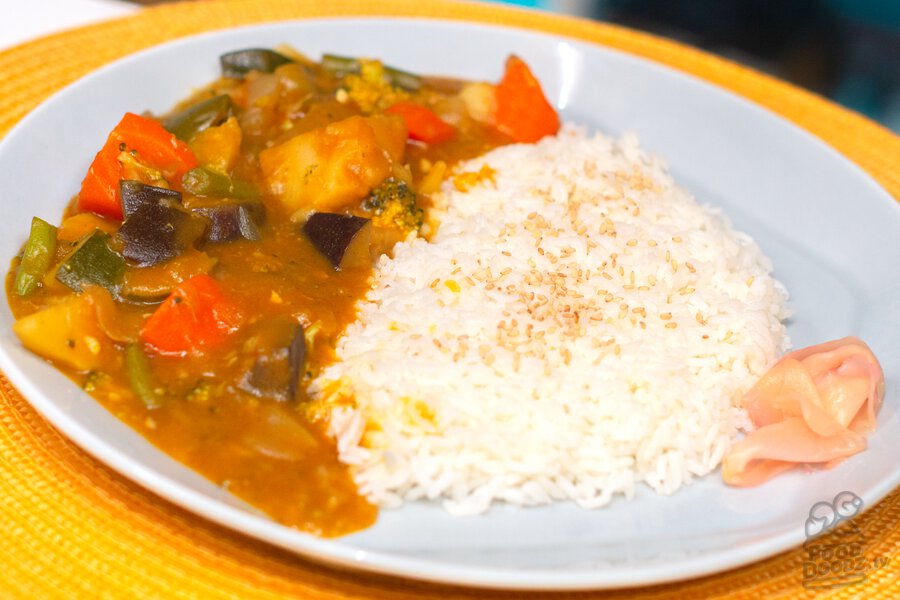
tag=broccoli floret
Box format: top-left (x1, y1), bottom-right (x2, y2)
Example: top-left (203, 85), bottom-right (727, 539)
top-left (341, 60), bottom-right (410, 114)
top-left (362, 178), bottom-right (424, 235)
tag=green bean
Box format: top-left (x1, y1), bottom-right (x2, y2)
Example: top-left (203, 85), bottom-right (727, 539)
top-left (125, 343), bottom-right (162, 409)
top-left (14, 217), bottom-right (57, 296)
top-left (321, 54), bottom-right (422, 91)
top-left (162, 94), bottom-right (232, 141)
top-left (321, 54), bottom-right (361, 77)
top-left (384, 65), bottom-right (422, 92)
top-left (182, 167), bottom-right (260, 200)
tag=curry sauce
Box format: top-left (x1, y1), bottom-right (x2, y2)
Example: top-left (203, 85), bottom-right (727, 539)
top-left (6, 48), bottom-right (558, 535)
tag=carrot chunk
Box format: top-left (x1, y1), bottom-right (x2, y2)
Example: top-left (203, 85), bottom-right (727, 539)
top-left (78, 113), bottom-right (198, 220)
top-left (140, 274), bottom-right (241, 355)
top-left (494, 55), bottom-right (560, 143)
top-left (385, 101), bottom-right (455, 144)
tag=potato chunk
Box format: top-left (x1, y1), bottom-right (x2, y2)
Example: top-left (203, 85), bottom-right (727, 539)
top-left (189, 116), bottom-right (243, 174)
top-left (259, 114), bottom-right (406, 213)
top-left (13, 294), bottom-right (113, 371)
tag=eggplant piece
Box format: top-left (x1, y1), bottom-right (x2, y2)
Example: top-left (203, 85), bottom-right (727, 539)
top-left (115, 203), bottom-right (207, 267)
top-left (220, 48), bottom-right (292, 79)
top-left (120, 180), bottom-right (182, 219)
top-left (191, 201), bottom-right (265, 243)
top-left (237, 318), bottom-right (306, 403)
top-left (302, 212), bottom-right (371, 270)
top-left (162, 94), bottom-right (232, 141)
top-left (56, 230), bottom-right (125, 293)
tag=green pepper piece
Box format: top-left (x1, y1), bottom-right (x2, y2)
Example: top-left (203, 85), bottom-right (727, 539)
top-left (125, 343), bottom-right (162, 409)
top-left (14, 217), bottom-right (58, 296)
top-left (182, 167), bottom-right (260, 200)
top-left (55, 230), bottom-right (125, 293)
top-left (220, 48), bottom-right (292, 79)
top-left (162, 94), bottom-right (232, 141)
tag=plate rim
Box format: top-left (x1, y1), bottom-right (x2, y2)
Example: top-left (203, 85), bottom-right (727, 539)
top-left (0, 16), bottom-right (897, 591)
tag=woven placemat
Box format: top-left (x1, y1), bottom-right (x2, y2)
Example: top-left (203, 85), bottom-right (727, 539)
top-left (1, 1), bottom-right (897, 597)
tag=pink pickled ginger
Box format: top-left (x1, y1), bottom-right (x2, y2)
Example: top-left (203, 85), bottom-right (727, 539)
top-left (722, 337), bottom-right (884, 486)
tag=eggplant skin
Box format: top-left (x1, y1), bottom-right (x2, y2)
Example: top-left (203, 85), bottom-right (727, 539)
top-left (237, 321), bottom-right (306, 402)
top-left (192, 201), bottom-right (266, 243)
top-left (220, 48), bottom-right (292, 79)
top-left (302, 212), bottom-right (369, 269)
top-left (120, 180), bottom-right (182, 219)
top-left (115, 203), bottom-right (207, 267)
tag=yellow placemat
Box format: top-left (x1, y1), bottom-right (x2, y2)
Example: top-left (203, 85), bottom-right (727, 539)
top-left (1, 1), bottom-right (898, 597)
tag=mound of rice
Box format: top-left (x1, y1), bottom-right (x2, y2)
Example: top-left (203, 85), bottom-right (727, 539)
top-left (311, 126), bottom-right (789, 515)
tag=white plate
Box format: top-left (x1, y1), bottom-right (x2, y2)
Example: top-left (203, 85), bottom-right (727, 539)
top-left (0, 19), bottom-right (897, 591)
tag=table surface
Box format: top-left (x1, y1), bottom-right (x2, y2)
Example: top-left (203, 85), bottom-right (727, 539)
top-left (0, 0), bottom-right (136, 51)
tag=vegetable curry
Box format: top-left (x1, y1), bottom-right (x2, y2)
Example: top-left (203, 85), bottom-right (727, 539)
top-left (5, 48), bottom-right (560, 536)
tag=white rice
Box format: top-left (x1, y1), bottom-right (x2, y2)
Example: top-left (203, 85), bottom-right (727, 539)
top-left (311, 126), bottom-right (789, 515)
